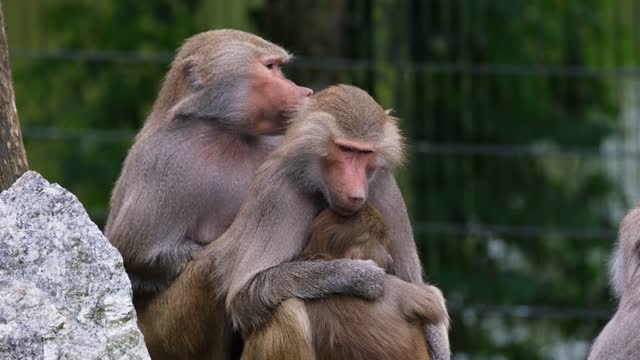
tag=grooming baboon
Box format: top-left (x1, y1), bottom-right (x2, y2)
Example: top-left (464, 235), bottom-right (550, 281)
top-left (588, 206), bottom-right (640, 359)
top-left (105, 31), bottom-right (390, 359)
top-left (242, 205), bottom-right (448, 360)
top-left (207, 84), bottom-right (450, 358)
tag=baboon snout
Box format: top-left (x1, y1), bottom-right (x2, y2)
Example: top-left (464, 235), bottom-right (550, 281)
top-left (347, 191), bottom-right (365, 207)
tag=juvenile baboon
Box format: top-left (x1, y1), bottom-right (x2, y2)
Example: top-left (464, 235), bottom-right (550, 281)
top-left (588, 206), bottom-right (640, 359)
top-left (105, 31), bottom-right (387, 359)
top-left (242, 205), bottom-right (448, 360)
top-left (206, 84), bottom-right (450, 359)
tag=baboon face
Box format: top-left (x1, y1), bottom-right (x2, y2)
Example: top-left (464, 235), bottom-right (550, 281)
top-left (320, 138), bottom-right (378, 215)
top-left (248, 56), bottom-right (313, 135)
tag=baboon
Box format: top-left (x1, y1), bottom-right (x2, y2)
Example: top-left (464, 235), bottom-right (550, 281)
top-left (242, 205), bottom-right (448, 360)
top-left (206, 84), bottom-right (450, 359)
top-left (588, 206), bottom-right (640, 359)
top-left (105, 31), bottom-right (389, 359)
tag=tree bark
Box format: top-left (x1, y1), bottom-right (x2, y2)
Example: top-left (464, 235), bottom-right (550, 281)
top-left (0, 0), bottom-right (28, 192)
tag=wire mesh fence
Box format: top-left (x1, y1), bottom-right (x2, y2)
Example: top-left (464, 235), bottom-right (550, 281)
top-left (6, 0), bottom-right (640, 358)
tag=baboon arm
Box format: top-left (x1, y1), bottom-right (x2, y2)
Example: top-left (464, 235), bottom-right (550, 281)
top-left (370, 170), bottom-right (423, 283)
top-left (370, 171), bottom-right (451, 360)
top-left (136, 258), bottom-right (230, 359)
top-left (220, 180), bottom-right (384, 334)
top-left (228, 258), bottom-right (385, 334)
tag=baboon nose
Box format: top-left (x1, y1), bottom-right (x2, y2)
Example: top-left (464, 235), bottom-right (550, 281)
top-left (348, 195), bottom-right (365, 206)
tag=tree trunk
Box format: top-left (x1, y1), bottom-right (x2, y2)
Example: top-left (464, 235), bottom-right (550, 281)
top-left (0, 0), bottom-right (28, 192)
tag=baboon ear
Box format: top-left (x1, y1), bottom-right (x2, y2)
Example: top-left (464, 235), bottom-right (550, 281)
top-left (173, 86), bottom-right (231, 120)
top-left (184, 59), bottom-right (205, 90)
top-left (172, 60), bottom-right (249, 122)
top-left (385, 109), bottom-right (400, 124)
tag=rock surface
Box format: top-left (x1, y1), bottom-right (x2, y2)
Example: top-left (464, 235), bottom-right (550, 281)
top-left (0, 171), bottom-right (149, 360)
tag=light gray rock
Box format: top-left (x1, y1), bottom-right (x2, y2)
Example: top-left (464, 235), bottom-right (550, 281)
top-left (0, 171), bottom-right (150, 360)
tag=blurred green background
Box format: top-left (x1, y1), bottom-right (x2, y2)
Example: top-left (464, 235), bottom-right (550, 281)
top-left (5, 0), bottom-right (640, 359)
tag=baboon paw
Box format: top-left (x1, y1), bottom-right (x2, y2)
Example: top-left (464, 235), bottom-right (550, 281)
top-left (406, 284), bottom-right (449, 326)
top-left (344, 259), bottom-right (385, 300)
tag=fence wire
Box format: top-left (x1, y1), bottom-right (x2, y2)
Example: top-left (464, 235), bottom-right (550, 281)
top-left (14, 46), bottom-right (629, 322)
top-left (23, 127), bottom-right (640, 160)
top-left (24, 126), bottom-right (622, 242)
top-left (12, 48), bottom-right (640, 78)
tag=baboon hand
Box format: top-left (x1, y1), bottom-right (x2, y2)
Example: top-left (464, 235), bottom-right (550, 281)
top-left (403, 284), bottom-right (449, 327)
top-left (337, 259), bottom-right (385, 300)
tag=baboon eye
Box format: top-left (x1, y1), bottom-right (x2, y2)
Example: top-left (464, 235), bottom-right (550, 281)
top-left (338, 144), bottom-right (356, 153)
top-left (265, 63), bottom-right (276, 70)
top-left (338, 144), bottom-right (374, 154)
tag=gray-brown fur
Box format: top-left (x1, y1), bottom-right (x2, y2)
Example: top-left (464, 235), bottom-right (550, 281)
top-left (589, 206), bottom-right (640, 359)
top-left (241, 299), bottom-right (315, 360)
top-left (104, 29), bottom-right (312, 359)
top-left (106, 29), bottom-right (290, 297)
top-left (206, 85), bottom-right (450, 359)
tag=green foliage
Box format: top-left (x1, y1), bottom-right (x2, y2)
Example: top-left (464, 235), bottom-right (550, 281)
top-left (5, 0), bottom-right (634, 358)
